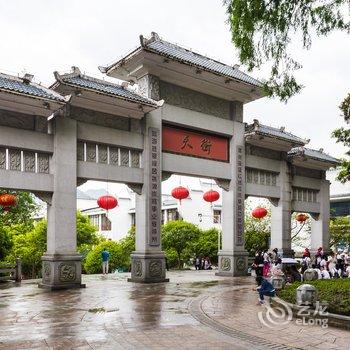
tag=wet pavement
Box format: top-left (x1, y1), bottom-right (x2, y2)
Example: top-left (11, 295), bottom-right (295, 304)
top-left (0, 271), bottom-right (349, 350)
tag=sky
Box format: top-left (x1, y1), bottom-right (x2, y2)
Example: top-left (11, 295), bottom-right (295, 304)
top-left (0, 0), bottom-right (349, 159)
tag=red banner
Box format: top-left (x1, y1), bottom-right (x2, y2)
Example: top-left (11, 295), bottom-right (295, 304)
top-left (162, 126), bottom-right (229, 162)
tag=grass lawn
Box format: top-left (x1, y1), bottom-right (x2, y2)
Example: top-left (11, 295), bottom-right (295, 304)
top-left (278, 279), bottom-right (350, 316)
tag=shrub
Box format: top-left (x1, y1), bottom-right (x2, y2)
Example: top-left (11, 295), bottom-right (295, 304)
top-left (278, 279), bottom-right (350, 316)
top-left (84, 240), bottom-right (128, 274)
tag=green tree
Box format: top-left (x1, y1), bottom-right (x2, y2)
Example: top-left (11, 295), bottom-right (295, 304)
top-left (244, 205), bottom-right (270, 256)
top-left (7, 212), bottom-right (101, 278)
top-left (0, 190), bottom-right (38, 226)
top-left (225, 0), bottom-right (350, 101)
top-left (329, 216), bottom-right (350, 248)
top-left (84, 240), bottom-right (127, 274)
top-left (162, 221), bottom-right (201, 269)
top-left (8, 220), bottom-right (47, 278)
top-left (191, 228), bottom-right (219, 264)
top-left (119, 226), bottom-right (136, 261)
top-left (332, 93), bottom-right (350, 182)
top-left (0, 191), bottom-right (38, 261)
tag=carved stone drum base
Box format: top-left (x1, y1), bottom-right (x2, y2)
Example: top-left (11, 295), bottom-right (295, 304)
top-left (216, 251), bottom-right (249, 277)
top-left (128, 252), bottom-right (169, 283)
top-left (39, 253), bottom-right (85, 290)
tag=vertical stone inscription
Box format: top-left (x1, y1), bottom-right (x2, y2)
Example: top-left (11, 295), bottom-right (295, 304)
top-left (236, 146), bottom-right (244, 246)
top-left (149, 127), bottom-right (160, 246)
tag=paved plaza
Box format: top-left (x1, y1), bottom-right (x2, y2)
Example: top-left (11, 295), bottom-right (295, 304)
top-left (0, 271), bottom-right (349, 350)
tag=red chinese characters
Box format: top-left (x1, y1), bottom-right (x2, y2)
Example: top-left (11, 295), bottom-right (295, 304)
top-left (162, 126), bottom-right (229, 162)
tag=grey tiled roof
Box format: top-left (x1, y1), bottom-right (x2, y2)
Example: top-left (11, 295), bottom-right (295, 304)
top-left (144, 39), bottom-right (261, 87)
top-left (289, 147), bottom-right (339, 164)
top-left (245, 122), bottom-right (307, 145)
top-left (0, 73), bottom-right (65, 102)
top-left (56, 72), bottom-right (158, 107)
top-left (100, 33), bottom-right (261, 87)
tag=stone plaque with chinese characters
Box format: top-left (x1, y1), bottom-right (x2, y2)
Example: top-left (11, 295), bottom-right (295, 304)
top-left (236, 146), bottom-right (244, 246)
top-left (149, 128), bottom-right (161, 246)
top-left (162, 125), bottom-right (229, 162)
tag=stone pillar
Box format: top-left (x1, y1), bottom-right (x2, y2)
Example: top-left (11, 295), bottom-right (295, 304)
top-left (128, 75), bottom-right (168, 283)
top-left (270, 159), bottom-right (293, 257)
top-left (40, 116), bottom-right (84, 290)
top-left (217, 120), bottom-right (248, 276)
top-left (310, 180), bottom-right (330, 253)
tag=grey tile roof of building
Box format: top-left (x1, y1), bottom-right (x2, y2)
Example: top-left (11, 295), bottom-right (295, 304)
top-left (100, 32), bottom-right (261, 87)
top-left (245, 120), bottom-right (307, 145)
top-left (54, 68), bottom-right (159, 107)
top-left (0, 72), bottom-right (65, 102)
top-left (288, 147), bottom-right (339, 164)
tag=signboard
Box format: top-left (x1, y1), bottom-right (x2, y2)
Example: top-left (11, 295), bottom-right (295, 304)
top-left (149, 127), bottom-right (160, 246)
top-left (162, 125), bottom-right (229, 162)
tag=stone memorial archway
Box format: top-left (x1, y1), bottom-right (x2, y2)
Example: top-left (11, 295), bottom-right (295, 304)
top-left (0, 32), bottom-right (338, 289)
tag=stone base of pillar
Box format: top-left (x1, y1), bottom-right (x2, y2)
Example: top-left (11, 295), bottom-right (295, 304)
top-left (215, 250), bottom-right (249, 277)
top-left (278, 248), bottom-right (295, 258)
top-left (127, 252), bottom-right (169, 283)
top-left (39, 253), bottom-right (85, 290)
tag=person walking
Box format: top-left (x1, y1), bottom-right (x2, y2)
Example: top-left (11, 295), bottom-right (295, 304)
top-left (195, 257), bottom-right (200, 270)
top-left (101, 248), bottom-right (110, 275)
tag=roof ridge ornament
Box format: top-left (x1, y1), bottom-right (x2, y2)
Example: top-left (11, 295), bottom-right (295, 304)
top-left (140, 31), bottom-right (160, 48)
top-left (21, 73), bottom-right (34, 84)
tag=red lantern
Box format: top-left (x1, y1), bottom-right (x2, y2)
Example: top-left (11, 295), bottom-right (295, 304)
top-left (171, 186), bottom-right (189, 201)
top-left (0, 194), bottom-right (16, 208)
top-left (296, 213), bottom-right (308, 222)
top-left (203, 190), bottom-right (220, 203)
top-left (97, 195), bottom-right (118, 210)
top-left (252, 207), bottom-right (267, 219)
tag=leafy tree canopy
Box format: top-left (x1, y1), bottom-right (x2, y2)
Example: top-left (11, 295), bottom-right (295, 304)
top-left (244, 204), bottom-right (270, 255)
top-left (225, 0), bottom-right (350, 101)
top-left (329, 215), bottom-right (350, 248)
top-left (162, 221), bottom-right (201, 268)
top-left (333, 93), bottom-right (350, 182)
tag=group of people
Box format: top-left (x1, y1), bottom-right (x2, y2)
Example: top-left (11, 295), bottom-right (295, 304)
top-left (194, 256), bottom-right (212, 270)
top-left (301, 247), bottom-right (350, 279)
top-left (252, 248), bottom-right (283, 279)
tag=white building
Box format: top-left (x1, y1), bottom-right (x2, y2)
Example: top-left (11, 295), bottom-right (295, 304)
top-left (77, 176), bottom-right (223, 241)
top-left (76, 170), bottom-right (349, 247)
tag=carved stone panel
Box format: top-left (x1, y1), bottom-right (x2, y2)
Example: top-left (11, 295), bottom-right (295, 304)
top-left (58, 263), bottom-right (76, 282)
top-left (149, 260), bottom-right (162, 278)
top-left (70, 106), bottom-right (130, 131)
top-left (86, 143), bottom-right (96, 162)
top-left (131, 150), bottom-right (140, 168)
top-left (37, 153), bottom-right (49, 173)
top-left (24, 151), bottom-right (35, 172)
top-left (109, 147), bottom-right (119, 165)
top-left (235, 257), bottom-right (246, 272)
top-left (133, 259), bottom-right (142, 277)
top-left (160, 81), bottom-right (230, 119)
top-left (221, 257), bottom-right (231, 271)
top-left (9, 149), bottom-right (21, 171)
top-left (98, 145), bottom-right (108, 164)
top-left (77, 142), bottom-right (84, 161)
top-left (42, 262), bottom-right (51, 282)
top-left (0, 148), bottom-right (5, 169)
top-left (120, 148), bottom-right (129, 167)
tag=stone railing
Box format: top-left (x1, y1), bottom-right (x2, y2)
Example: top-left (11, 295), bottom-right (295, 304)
top-left (77, 141), bottom-right (141, 168)
top-left (0, 258), bottom-right (21, 282)
top-left (0, 147), bottom-right (50, 174)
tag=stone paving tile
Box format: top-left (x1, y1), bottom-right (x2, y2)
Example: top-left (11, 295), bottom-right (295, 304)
top-left (0, 272), bottom-right (349, 350)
